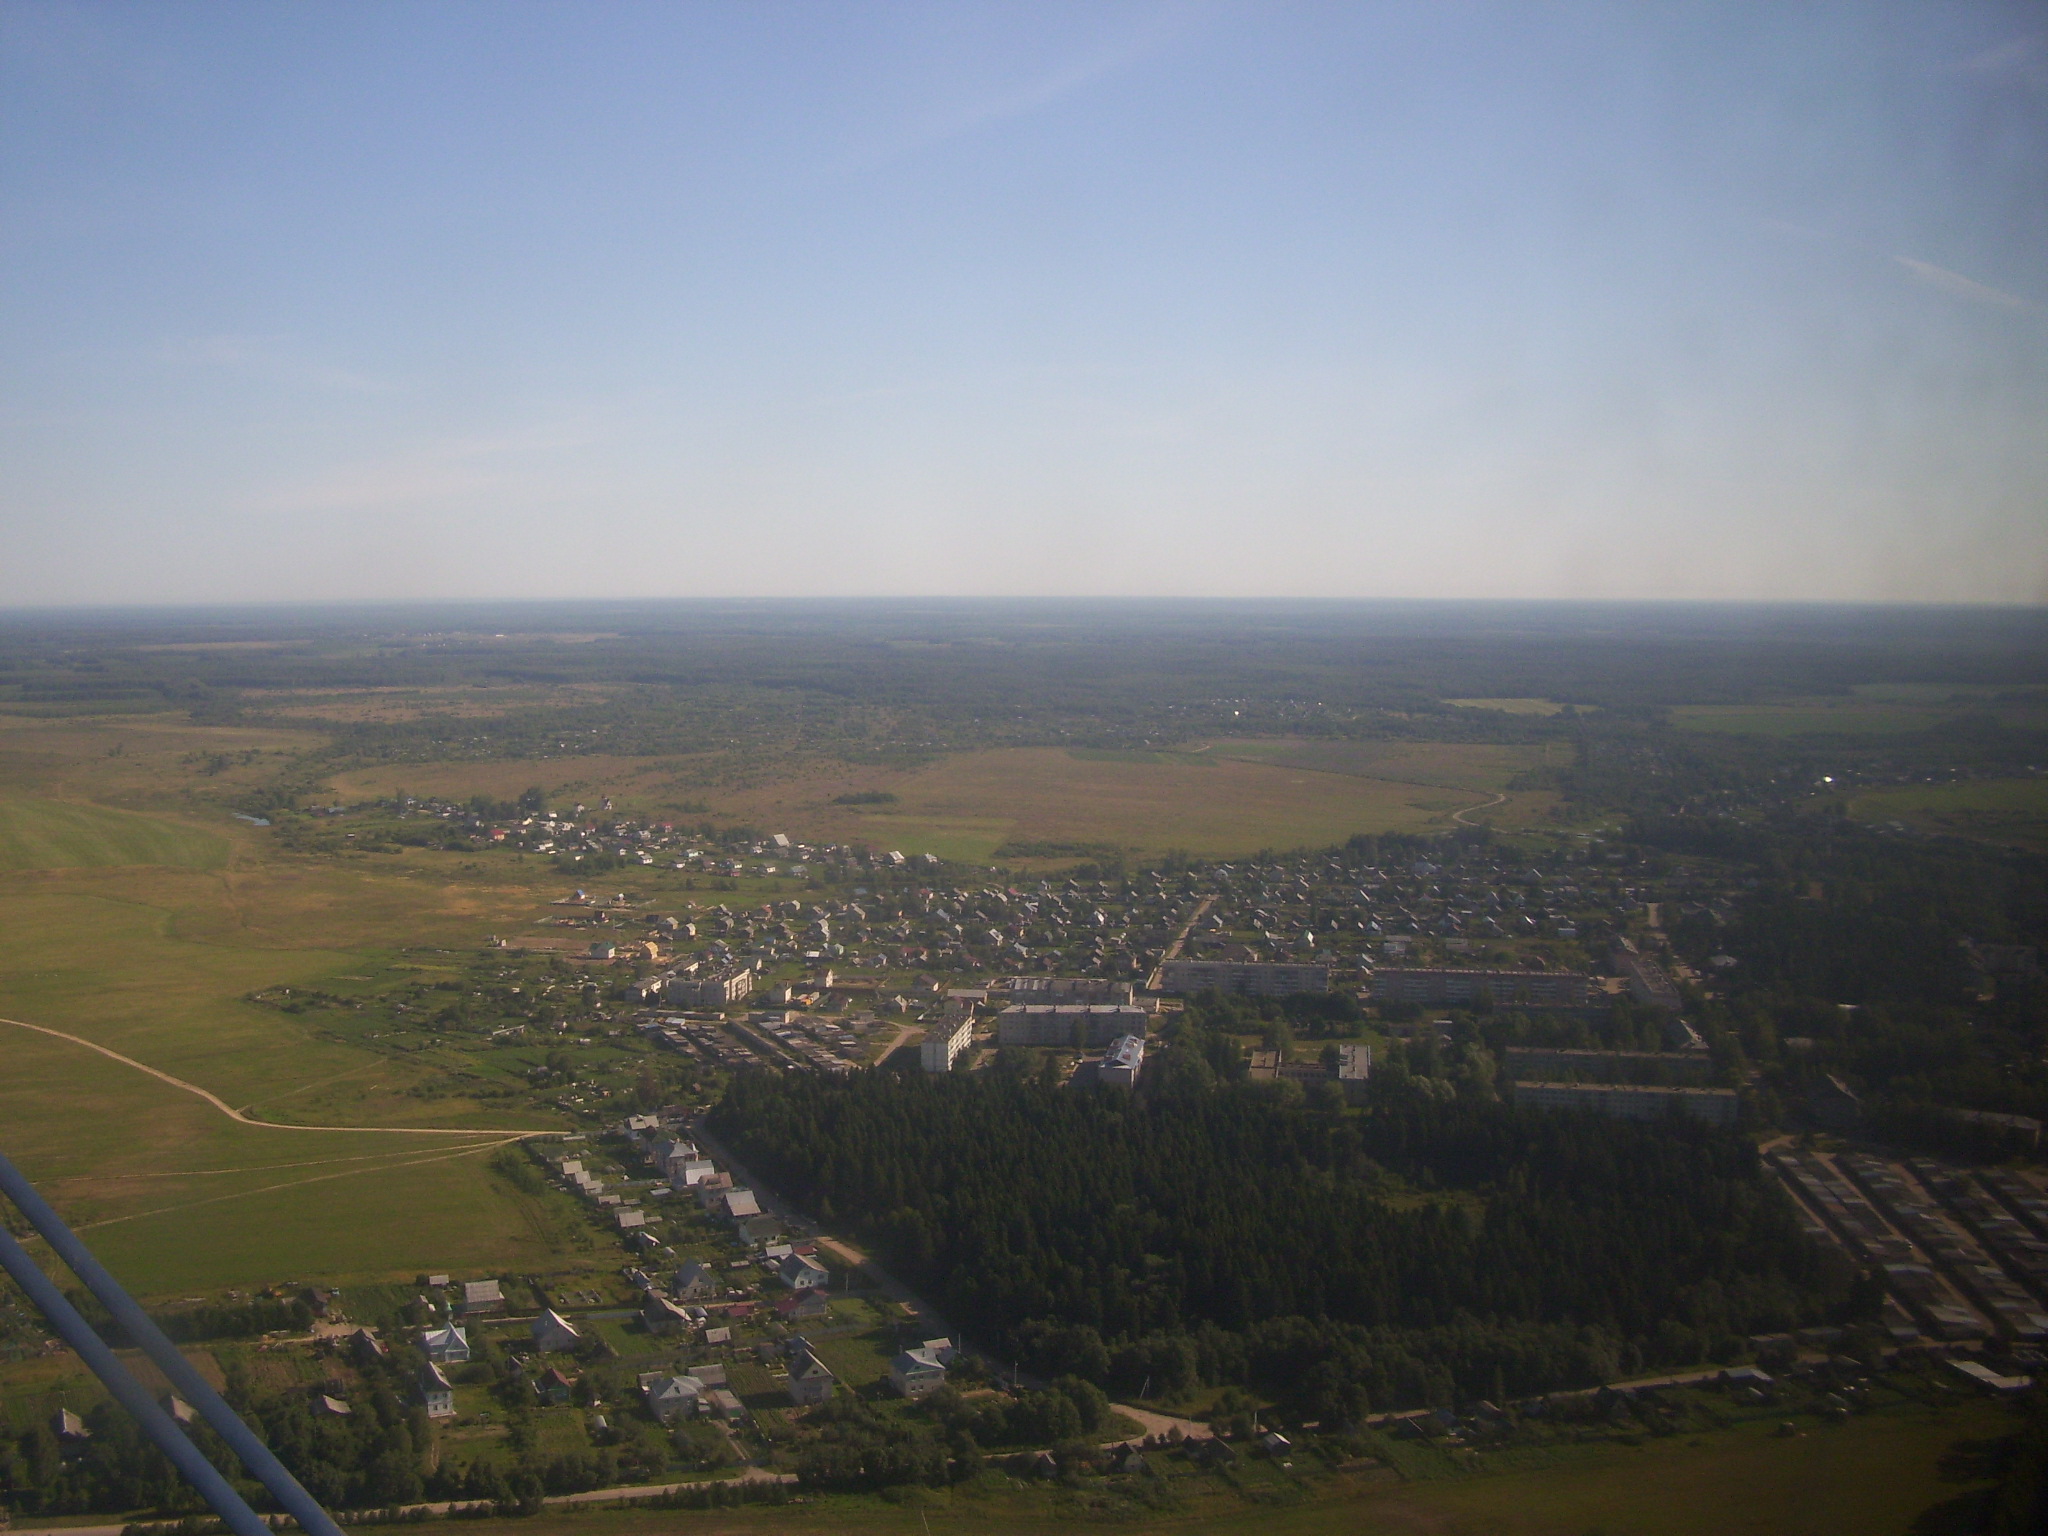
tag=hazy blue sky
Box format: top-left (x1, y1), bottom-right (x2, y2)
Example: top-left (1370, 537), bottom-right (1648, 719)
top-left (2, 1), bottom-right (2044, 605)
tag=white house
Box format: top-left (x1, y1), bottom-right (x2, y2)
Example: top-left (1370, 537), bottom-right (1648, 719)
top-left (888, 1346), bottom-right (948, 1400)
top-left (786, 1347), bottom-right (835, 1406)
top-left (644, 1374), bottom-right (706, 1423)
top-left (417, 1362), bottom-right (456, 1419)
top-left (777, 1253), bottom-right (830, 1291)
top-left (722, 1189), bottom-right (761, 1220)
top-left (532, 1308), bottom-right (583, 1353)
top-left (421, 1325), bottom-right (470, 1364)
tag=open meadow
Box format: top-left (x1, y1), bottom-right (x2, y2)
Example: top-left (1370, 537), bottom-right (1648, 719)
top-left (329, 738), bottom-right (1563, 860)
top-left (291, 1393), bottom-right (2013, 1536)
top-left (1846, 776), bottom-right (2048, 854)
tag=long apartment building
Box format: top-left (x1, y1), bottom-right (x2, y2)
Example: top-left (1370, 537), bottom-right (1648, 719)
top-left (1008, 976), bottom-right (1137, 1005)
top-left (1156, 959), bottom-right (1329, 998)
top-left (1502, 1046), bottom-right (1712, 1084)
top-left (998, 1004), bottom-right (1151, 1048)
top-left (1510, 1079), bottom-right (1738, 1127)
top-left (1373, 968), bottom-right (1591, 1009)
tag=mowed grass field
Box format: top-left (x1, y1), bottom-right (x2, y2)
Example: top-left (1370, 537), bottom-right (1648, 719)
top-left (332, 739), bottom-right (1560, 858)
top-left (0, 795), bottom-right (228, 869)
top-left (0, 714), bottom-right (591, 1294)
top-left (1847, 777), bottom-right (2048, 853)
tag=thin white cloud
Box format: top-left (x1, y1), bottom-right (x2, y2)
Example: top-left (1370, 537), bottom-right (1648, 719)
top-left (1894, 256), bottom-right (2040, 313)
top-left (249, 420), bottom-right (609, 513)
top-left (159, 333), bottom-right (410, 395)
top-left (1954, 33), bottom-right (2046, 87)
top-left (847, 3), bottom-right (1205, 167)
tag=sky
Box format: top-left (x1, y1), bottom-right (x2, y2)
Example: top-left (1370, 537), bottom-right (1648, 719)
top-left (2, 1), bottom-right (2045, 607)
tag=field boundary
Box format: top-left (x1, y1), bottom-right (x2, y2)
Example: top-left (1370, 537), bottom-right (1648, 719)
top-left (0, 1015), bottom-right (562, 1137)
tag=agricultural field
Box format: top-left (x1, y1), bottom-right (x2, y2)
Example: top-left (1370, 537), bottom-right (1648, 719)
top-left (330, 739), bottom-right (1562, 860)
top-left (1846, 777), bottom-right (2048, 854)
top-left (1670, 684), bottom-right (2048, 738)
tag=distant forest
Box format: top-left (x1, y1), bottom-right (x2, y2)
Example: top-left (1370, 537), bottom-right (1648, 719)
top-left (709, 1066), bottom-right (1862, 1415)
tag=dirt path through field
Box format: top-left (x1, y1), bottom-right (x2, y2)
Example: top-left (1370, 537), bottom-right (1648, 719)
top-left (0, 1014), bottom-right (562, 1136)
top-left (1451, 790), bottom-right (1508, 826)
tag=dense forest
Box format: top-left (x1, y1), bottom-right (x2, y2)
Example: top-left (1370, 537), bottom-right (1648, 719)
top-left (709, 1068), bottom-right (1862, 1414)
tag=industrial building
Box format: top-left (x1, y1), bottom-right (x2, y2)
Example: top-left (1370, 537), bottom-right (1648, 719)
top-left (1156, 960), bottom-right (1329, 997)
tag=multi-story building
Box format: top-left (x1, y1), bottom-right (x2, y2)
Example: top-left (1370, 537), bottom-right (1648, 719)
top-left (668, 965), bottom-right (754, 1008)
top-left (1157, 960), bottom-right (1329, 998)
top-left (1510, 1080), bottom-right (1739, 1127)
top-left (998, 1004), bottom-right (1151, 1047)
top-left (1502, 1046), bottom-right (1712, 1083)
top-left (920, 1015), bottom-right (974, 1073)
top-left (1009, 977), bottom-right (1137, 1005)
top-left (1099, 1034), bottom-right (1146, 1088)
top-left (1371, 968), bottom-right (1590, 1008)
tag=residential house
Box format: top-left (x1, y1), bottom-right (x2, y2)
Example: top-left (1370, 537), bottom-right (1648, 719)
top-left (421, 1324), bottom-right (470, 1364)
top-left (537, 1367), bottom-right (578, 1407)
top-left (644, 1374), bottom-right (705, 1424)
top-left (785, 1346), bottom-right (836, 1407)
top-left (532, 1308), bottom-right (583, 1353)
top-left (777, 1253), bottom-right (830, 1291)
top-left (459, 1280), bottom-right (504, 1316)
top-left (643, 1292), bottom-right (695, 1336)
top-left (722, 1189), bottom-right (762, 1220)
top-left (417, 1363), bottom-right (456, 1419)
top-left (668, 1159), bottom-right (717, 1190)
top-left (673, 1260), bottom-right (717, 1300)
top-left (348, 1328), bottom-right (388, 1364)
top-left (888, 1346), bottom-right (948, 1400)
top-left (773, 1291), bottom-right (830, 1325)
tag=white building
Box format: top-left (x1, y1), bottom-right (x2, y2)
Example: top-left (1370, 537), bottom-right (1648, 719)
top-left (421, 1325), bottom-right (470, 1364)
top-left (1099, 1033), bottom-right (1146, 1088)
top-left (417, 1362), bottom-right (456, 1419)
top-left (888, 1345), bottom-right (949, 1399)
top-left (920, 1015), bottom-right (973, 1073)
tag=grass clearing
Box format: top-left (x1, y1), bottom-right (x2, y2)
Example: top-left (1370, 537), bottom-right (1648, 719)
top-left (1670, 699), bottom-right (1949, 736)
top-left (1847, 777), bottom-right (2048, 853)
top-left (0, 797), bottom-right (229, 869)
top-left (1444, 697), bottom-right (1579, 715)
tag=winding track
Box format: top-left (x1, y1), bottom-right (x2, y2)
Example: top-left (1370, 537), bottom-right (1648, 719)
top-left (1451, 789), bottom-right (1508, 827)
top-left (0, 1015), bottom-right (563, 1137)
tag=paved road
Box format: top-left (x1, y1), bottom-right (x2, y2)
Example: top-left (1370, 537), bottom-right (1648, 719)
top-left (1146, 895), bottom-right (1216, 989)
top-left (4, 1471), bottom-right (801, 1536)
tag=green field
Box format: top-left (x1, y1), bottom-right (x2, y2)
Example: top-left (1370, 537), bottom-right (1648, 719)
top-left (1847, 777), bottom-right (2048, 853)
top-left (1444, 697), bottom-right (1578, 715)
top-left (0, 796), bottom-right (228, 869)
top-left (1669, 699), bottom-right (1949, 736)
top-left (359, 1394), bottom-right (2014, 1536)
